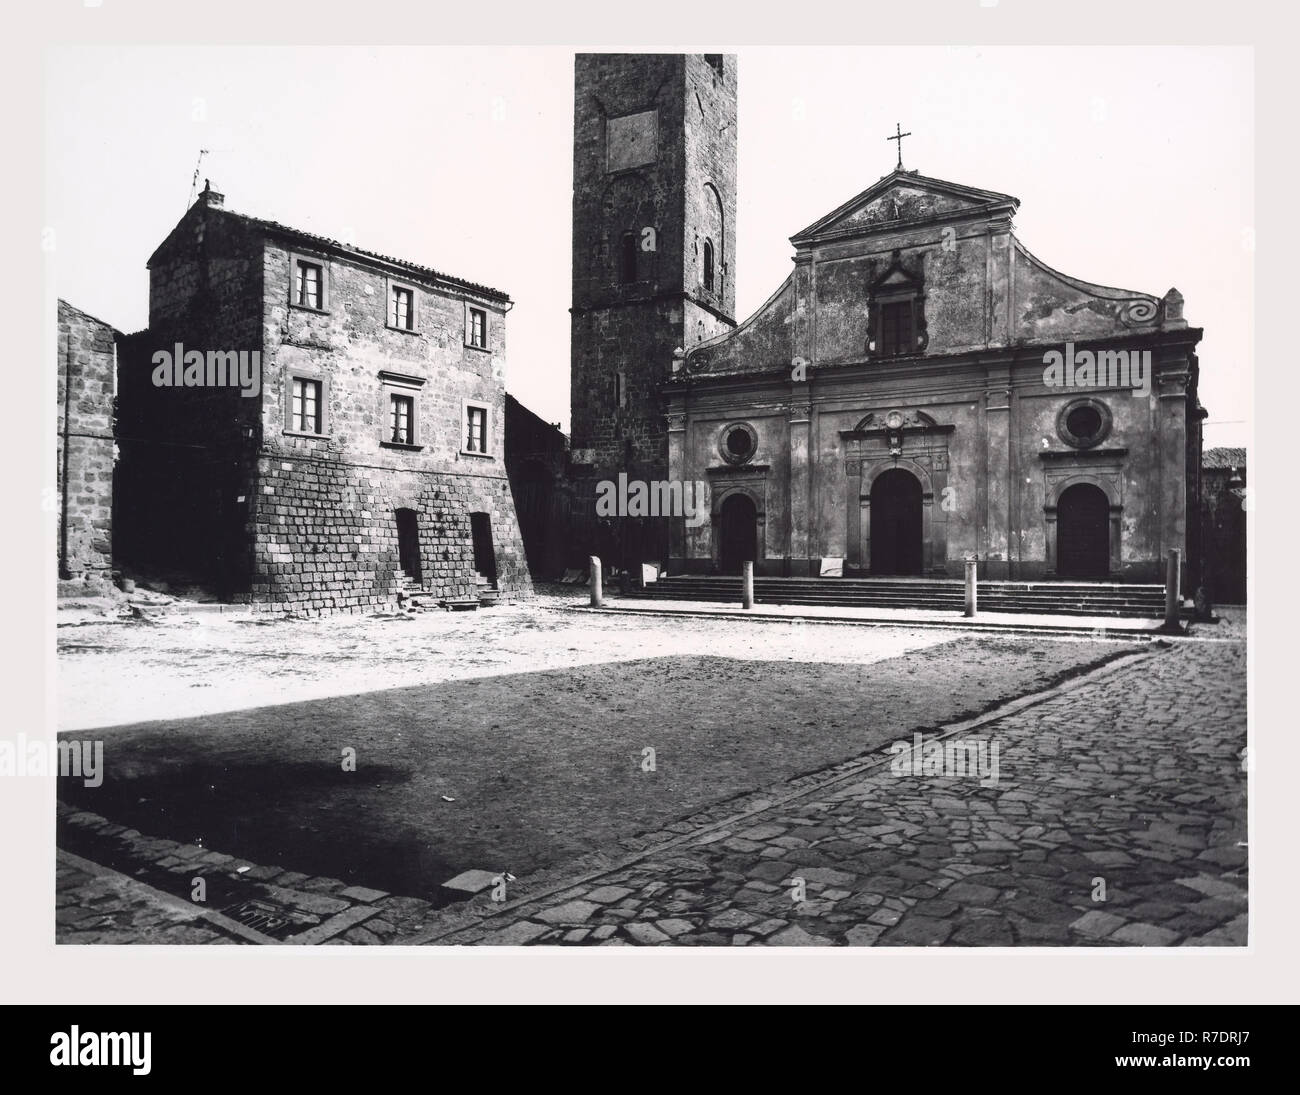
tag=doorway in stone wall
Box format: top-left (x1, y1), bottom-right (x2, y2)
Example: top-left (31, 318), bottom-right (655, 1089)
top-left (870, 468), bottom-right (923, 576)
top-left (395, 508), bottom-right (422, 583)
top-left (469, 512), bottom-right (497, 589)
top-left (1056, 483), bottom-right (1110, 578)
top-left (718, 493), bottom-right (758, 575)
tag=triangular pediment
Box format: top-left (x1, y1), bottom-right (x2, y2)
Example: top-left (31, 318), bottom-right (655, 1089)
top-left (790, 170), bottom-right (1020, 246)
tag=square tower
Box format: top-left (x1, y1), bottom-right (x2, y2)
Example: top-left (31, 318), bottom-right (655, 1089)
top-left (569, 53), bottom-right (738, 566)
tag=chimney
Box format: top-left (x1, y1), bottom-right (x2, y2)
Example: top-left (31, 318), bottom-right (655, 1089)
top-left (198, 178), bottom-right (225, 208)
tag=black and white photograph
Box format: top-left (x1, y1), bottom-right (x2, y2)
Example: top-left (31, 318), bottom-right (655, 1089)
top-left (3, 0), bottom-right (1291, 1041)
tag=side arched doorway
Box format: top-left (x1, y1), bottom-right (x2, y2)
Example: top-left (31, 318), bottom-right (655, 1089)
top-left (395, 508), bottom-right (422, 583)
top-left (718, 493), bottom-right (758, 575)
top-left (1056, 483), bottom-right (1110, 578)
top-left (870, 468), bottom-right (923, 576)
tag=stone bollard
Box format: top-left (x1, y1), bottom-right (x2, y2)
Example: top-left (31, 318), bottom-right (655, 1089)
top-left (1164, 548), bottom-right (1181, 631)
top-left (590, 555), bottom-right (603, 608)
top-left (742, 560), bottom-right (754, 610)
top-left (964, 557), bottom-right (978, 617)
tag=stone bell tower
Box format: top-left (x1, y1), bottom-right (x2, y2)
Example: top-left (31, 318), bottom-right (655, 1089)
top-left (568, 53), bottom-right (738, 567)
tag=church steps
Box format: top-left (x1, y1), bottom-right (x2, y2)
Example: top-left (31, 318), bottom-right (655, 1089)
top-left (628, 576), bottom-right (1165, 618)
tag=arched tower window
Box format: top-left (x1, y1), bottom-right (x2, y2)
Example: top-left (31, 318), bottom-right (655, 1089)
top-left (701, 182), bottom-right (724, 299)
top-left (618, 232), bottom-right (638, 284)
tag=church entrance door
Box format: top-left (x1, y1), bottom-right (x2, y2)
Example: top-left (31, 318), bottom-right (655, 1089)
top-left (718, 493), bottom-right (757, 575)
top-left (870, 468), bottom-right (923, 576)
top-left (1056, 483), bottom-right (1110, 578)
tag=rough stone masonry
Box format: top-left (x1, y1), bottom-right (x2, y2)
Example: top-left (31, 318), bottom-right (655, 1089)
top-left (114, 183), bottom-right (531, 614)
top-left (56, 300), bottom-right (117, 595)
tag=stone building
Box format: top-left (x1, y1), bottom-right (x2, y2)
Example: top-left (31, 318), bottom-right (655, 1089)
top-left (662, 166), bottom-right (1205, 583)
top-left (1200, 447), bottom-right (1247, 603)
top-left (56, 300), bottom-right (118, 593)
top-left (504, 394), bottom-right (569, 579)
top-left (115, 183), bottom-right (530, 613)
top-left (567, 53), bottom-right (739, 570)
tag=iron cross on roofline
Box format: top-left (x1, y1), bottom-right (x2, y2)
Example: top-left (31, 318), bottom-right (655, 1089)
top-left (887, 122), bottom-right (911, 171)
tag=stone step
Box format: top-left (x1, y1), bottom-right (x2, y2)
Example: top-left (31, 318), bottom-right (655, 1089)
top-left (632, 575), bottom-right (1166, 618)
top-left (641, 584), bottom-right (1159, 604)
top-left (647, 575), bottom-right (1163, 592)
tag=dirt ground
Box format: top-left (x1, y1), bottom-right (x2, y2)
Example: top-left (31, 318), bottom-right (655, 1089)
top-left (58, 593), bottom-right (968, 731)
top-left (57, 598), bottom-right (1145, 899)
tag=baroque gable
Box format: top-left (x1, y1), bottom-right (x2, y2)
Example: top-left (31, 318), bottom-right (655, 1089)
top-left (790, 170), bottom-right (1020, 246)
top-left (674, 168), bottom-right (1195, 382)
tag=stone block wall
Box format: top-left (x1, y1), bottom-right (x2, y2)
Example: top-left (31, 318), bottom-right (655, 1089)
top-left (113, 199), bottom-right (262, 591)
top-left (251, 459), bottom-right (528, 613)
top-left (1200, 459), bottom-right (1247, 603)
top-left (249, 230), bottom-right (530, 612)
top-left (57, 300), bottom-right (117, 591)
top-left (116, 187), bottom-right (531, 613)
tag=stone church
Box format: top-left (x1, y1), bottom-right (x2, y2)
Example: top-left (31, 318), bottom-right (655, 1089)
top-left (565, 53), bottom-right (1205, 585)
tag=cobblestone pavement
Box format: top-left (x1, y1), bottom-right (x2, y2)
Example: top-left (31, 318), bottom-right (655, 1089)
top-left (433, 636), bottom-right (1247, 947)
top-left (55, 621), bottom-right (1246, 946)
top-left (57, 852), bottom-right (245, 944)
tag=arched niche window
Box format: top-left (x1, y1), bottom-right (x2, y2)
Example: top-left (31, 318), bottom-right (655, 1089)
top-left (701, 182), bottom-right (725, 297)
top-left (618, 231), bottom-right (638, 284)
top-left (866, 255), bottom-right (928, 358)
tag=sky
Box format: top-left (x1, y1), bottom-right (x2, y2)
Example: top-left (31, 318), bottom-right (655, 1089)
top-left (45, 45), bottom-right (1252, 448)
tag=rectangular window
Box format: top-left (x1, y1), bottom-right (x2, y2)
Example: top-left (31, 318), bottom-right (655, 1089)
top-left (389, 285), bottom-right (414, 330)
top-left (468, 307), bottom-right (486, 348)
top-left (291, 378), bottom-right (323, 434)
top-left (465, 405), bottom-right (486, 453)
top-left (379, 371), bottom-right (425, 449)
top-left (390, 393), bottom-right (414, 444)
top-left (295, 260), bottom-right (324, 309)
top-left (880, 300), bottom-right (913, 356)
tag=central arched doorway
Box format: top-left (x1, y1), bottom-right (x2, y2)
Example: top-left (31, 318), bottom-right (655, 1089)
top-left (871, 468), bottom-right (923, 576)
top-left (1057, 483), bottom-right (1110, 578)
top-left (718, 493), bottom-right (757, 574)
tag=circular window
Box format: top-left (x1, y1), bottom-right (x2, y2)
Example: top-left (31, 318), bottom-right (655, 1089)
top-left (726, 429), bottom-right (752, 457)
top-left (1066, 405), bottom-right (1102, 440)
top-left (719, 422), bottom-right (757, 465)
top-left (1057, 399), bottom-right (1111, 449)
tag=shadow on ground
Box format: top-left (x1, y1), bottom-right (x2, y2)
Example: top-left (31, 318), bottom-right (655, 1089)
top-left (58, 638), bottom-right (1138, 899)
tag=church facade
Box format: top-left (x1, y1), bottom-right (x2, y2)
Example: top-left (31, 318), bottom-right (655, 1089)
top-left (662, 168), bottom-right (1204, 583)
top-left (560, 53), bottom-right (1205, 587)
